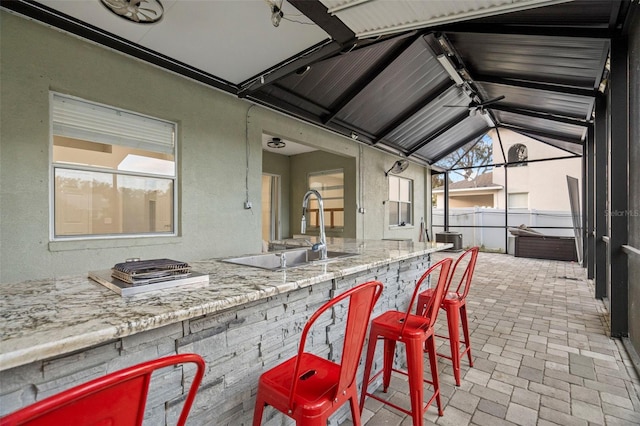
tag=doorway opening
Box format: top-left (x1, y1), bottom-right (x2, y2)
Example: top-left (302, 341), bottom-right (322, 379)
top-left (262, 174), bottom-right (280, 243)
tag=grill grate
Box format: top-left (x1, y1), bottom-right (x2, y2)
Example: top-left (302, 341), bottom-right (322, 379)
top-left (112, 258), bottom-right (191, 284)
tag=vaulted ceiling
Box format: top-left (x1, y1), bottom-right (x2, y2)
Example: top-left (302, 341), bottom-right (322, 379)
top-left (2, 0), bottom-right (632, 166)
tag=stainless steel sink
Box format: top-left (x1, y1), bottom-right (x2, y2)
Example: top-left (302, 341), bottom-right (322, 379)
top-left (222, 248), bottom-right (357, 270)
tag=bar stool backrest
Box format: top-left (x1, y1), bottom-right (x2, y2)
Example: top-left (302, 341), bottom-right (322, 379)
top-left (0, 354), bottom-right (206, 426)
top-left (288, 280), bottom-right (384, 410)
top-left (399, 258), bottom-right (453, 336)
top-left (449, 247), bottom-right (479, 299)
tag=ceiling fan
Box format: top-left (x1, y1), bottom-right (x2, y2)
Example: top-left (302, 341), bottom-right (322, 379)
top-left (444, 95), bottom-right (505, 114)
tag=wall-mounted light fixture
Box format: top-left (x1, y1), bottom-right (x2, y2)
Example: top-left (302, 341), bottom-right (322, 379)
top-left (385, 159), bottom-right (409, 176)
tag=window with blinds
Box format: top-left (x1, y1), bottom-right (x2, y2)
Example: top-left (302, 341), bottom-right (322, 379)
top-left (51, 93), bottom-right (177, 239)
top-left (388, 175), bottom-right (412, 226)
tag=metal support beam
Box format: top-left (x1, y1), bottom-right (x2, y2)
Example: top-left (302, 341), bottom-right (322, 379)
top-left (443, 172), bottom-right (450, 231)
top-left (594, 95), bottom-right (608, 299)
top-left (504, 163), bottom-right (509, 252)
top-left (585, 124), bottom-right (595, 278)
top-left (488, 104), bottom-right (591, 127)
top-left (475, 74), bottom-right (597, 98)
top-left (609, 36), bottom-right (629, 337)
top-left (288, 0), bottom-right (355, 44)
top-left (495, 128), bottom-right (509, 251)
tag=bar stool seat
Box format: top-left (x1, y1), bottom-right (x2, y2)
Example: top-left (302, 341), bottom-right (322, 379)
top-left (253, 281), bottom-right (384, 426)
top-left (416, 247), bottom-right (478, 386)
top-left (359, 258), bottom-right (452, 426)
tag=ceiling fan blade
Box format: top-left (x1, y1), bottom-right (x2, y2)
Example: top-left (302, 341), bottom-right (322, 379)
top-left (479, 95), bottom-right (505, 107)
top-left (442, 104), bottom-right (468, 108)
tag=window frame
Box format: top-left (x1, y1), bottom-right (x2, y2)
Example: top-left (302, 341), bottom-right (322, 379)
top-left (49, 92), bottom-right (178, 241)
top-left (306, 169), bottom-right (345, 231)
top-left (508, 192), bottom-right (529, 209)
top-left (388, 175), bottom-right (413, 227)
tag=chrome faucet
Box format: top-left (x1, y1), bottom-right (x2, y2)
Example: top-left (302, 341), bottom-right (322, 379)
top-left (301, 189), bottom-right (327, 261)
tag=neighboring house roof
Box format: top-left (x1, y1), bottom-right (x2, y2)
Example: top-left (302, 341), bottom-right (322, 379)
top-left (433, 172), bottom-right (502, 192)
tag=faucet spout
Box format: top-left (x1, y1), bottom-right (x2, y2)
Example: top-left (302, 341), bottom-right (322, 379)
top-left (301, 189), bottom-right (328, 261)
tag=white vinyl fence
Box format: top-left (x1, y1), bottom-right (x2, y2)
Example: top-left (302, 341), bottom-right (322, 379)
top-left (432, 208), bottom-right (577, 253)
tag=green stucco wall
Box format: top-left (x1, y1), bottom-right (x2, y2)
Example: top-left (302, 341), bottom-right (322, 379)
top-left (0, 11), bottom-right (431, 283)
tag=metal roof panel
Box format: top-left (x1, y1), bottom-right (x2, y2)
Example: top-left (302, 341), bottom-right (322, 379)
top-left (495, 111), bottom-right (587, 141)
top-left (449, 32), bottom-right (609, 88)
top-left (478, 82), bottom-right (594, 119)
top-left (278, 37), bottom-right (403, 109)
top-left (385, 86), bottom-right (471, 150)
top-left (335, 38), bottom-right (449, 134)
top-left (414, 115), bottom-right (489, 162)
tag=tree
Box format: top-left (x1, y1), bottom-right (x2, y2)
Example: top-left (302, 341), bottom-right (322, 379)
top-left (435, 134), bottom-right (493, 182)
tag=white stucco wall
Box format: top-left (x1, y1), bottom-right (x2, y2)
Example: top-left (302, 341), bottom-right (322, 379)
top-left (491, 129), bottom-right (582, 211)
top-left (0, 11), bottom-right (430, 283)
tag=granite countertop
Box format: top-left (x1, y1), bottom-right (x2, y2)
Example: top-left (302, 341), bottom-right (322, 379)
top-left (0, 238), bottom-right (450, 371)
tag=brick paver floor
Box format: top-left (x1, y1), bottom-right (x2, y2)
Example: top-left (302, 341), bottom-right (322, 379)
top-left (348, 252), bottom-right (640, 426)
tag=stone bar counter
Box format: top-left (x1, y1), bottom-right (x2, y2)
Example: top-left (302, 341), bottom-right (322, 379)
top-left (0, 238), bottom-right (451, 425)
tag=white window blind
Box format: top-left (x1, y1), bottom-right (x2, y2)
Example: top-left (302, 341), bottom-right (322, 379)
top-left (52, 94), bottom-right (175, 154)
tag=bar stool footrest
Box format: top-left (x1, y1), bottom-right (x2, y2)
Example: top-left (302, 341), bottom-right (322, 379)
top-left (362, 368), bottom-right (440, 418)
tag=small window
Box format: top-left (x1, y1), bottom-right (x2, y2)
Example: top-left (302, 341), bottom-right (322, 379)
top-left (508, 144), bottom-right (527, 166)
top-left (388, 175), bottom-right (412, 226)
top-left (508, 193), bottom-right (529, 209)
top-left (307, 170), bottom-right (344, 229)
top-left (51, 93), bottom-right (177, 239)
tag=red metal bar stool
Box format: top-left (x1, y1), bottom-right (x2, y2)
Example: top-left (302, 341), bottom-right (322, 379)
top-left (253, 280), bottom-right (384, 426)
top-left (416, 246), bottom-right (478, 386)
top-left (359, 258), bottom-right (453, 426)
top-left (0, 353), bottom-right (206, 426)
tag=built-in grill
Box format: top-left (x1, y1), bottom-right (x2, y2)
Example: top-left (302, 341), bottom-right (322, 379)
top-left (89, 258), bottom-right (209, 296)
top-left (111, 258), bottom-right (191, 284)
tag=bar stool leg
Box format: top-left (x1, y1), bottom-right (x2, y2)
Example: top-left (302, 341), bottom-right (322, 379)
top-left (360, 330), bottom-right (377, 412)
top-left (446, 305), bottom-right (462, 386)
top-left (460, 303), bottom-right (473, 367)
top-left (425, 334), bottom-right (444, 416)
top-left (382, 338), bottom-right (396, 392)
top-left (348, 389), bottom-right (362, 426)
top-left (405, 338), bottom-right (425, 426)
top-left (252, 391), bottom-right (266, 426)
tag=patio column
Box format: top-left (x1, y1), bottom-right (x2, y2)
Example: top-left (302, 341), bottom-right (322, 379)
top-left (585, 125), bottom-right (595, 279)
top-left (609, 36), bottom-right (629, 337)
top-left (444, 171), bottom-right (450, 231)
top-left (594, 94), bottom-right (607, 299)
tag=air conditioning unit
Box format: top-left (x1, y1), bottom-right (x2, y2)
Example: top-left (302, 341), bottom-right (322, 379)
top-left (436, 232), bottom-right (463, 251)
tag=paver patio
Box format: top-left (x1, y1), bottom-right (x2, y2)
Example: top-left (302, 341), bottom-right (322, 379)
top-left (347, 252), bottom-right (640, 426)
